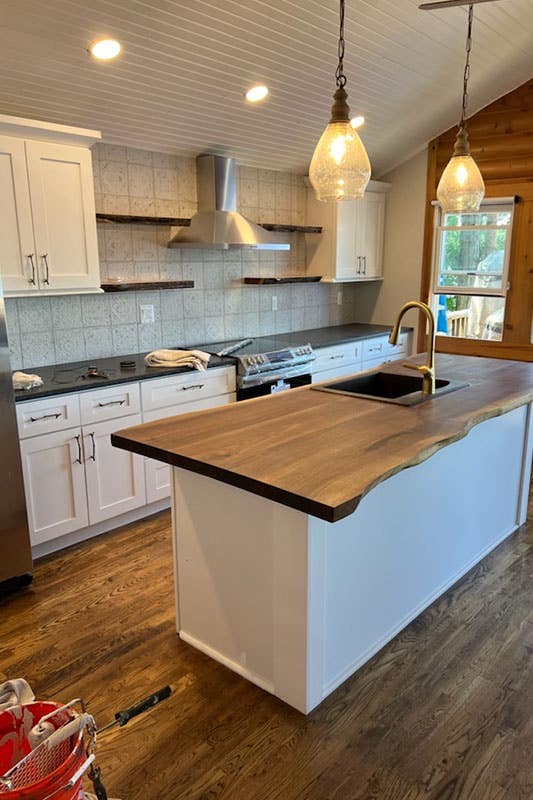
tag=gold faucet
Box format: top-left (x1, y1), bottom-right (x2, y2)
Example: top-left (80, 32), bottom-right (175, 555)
top-left (389, 300), bottom-right (436, 395)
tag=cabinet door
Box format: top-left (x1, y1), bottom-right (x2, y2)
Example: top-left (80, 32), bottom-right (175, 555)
top-left (83, 415), bottom-right (146, 525)
top-left (360, 192), bottom-right (385, 279)
top-left (144, 394), bottom-right (235, 504)
top-left (335, 200), bottom-right (359, 280)
top-left (0, 135), bottom-right (38, 292)
top-left (312, 364), bottom-right (364, 384)
top-left (25, 141), bottom-right (100, 291)
top-left (19, 428), bottom-right (88, 545)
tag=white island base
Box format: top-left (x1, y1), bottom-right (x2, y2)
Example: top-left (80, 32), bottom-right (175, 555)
top-left (171, 404), bottom-right (532, 714)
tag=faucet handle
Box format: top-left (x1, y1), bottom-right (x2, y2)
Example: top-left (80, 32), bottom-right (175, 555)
top-left (402, 361), bottom-right (432, 376)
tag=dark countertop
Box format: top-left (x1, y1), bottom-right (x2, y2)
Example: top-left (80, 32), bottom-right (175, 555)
top-left (14, 324), bottom-right (412, 403)
top-left (13, 352), bottom-right (234, 402)
top-left (267, 323), bottom-right (410, 349)
top-left (112, 354), bottom-right (533, 522)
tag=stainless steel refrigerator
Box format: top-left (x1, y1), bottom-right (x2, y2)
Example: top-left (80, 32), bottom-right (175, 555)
top-left (0, 280), bottom-right (32, 594)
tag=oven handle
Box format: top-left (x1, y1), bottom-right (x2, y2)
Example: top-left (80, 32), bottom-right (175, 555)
top-left (239, 365), bottom-right (312, 389)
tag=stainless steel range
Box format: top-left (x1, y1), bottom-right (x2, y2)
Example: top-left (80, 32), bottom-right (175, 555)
top-left (205, 338), bottom-right (315, 400)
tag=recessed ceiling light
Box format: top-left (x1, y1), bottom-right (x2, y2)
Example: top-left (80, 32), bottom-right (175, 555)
top-left (89, 38), bottom-right (121, 60)
top-left (350, 115), bottom-right (365, 129)
top-left (245, 85), bottom-right (269, 103)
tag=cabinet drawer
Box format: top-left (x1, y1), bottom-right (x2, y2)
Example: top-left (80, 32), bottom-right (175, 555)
top-left (80, 383), bottom-right (141, 425)
top-left (17, 394), bottom-right (81, 439)
top-left (141, 367), bottom-right (236, 412)
top-left (385, 332), bottom-right (410, 358)
top-left (362, 333), bottom-right (410, 363)
top-left (313, 342), bottom-right (362, 374)
top-left (362, 336), bottom-right (389, 361)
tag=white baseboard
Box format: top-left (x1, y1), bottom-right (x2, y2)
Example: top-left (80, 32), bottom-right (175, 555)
top-left (32, 498), bottom-right (170, 560)
top-left (179, 630), bottom-right (276, 696)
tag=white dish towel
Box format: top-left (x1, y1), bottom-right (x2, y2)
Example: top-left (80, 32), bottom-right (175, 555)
top-left (144, 349), bottom-right (210, 371)
top-left (12, 371), bottom-right (44, 390)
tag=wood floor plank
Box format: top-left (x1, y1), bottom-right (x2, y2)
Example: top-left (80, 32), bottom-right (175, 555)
top-left (0, 486), bottom-right (531, 799)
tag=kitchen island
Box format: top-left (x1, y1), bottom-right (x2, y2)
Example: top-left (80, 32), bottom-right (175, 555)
top-left (112, 354), bottom-right (533, 713)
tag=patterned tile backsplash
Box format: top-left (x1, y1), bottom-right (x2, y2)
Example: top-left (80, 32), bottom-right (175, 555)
top-left (7, 143), bottom-right (359, 370)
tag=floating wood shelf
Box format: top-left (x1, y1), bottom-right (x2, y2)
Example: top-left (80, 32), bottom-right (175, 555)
top-left (101, 280), bottom-right (194, 292)
top-left (96, 213), bottom-right (321, 234)
top-left (259, 223), bottom-right (322, 234)
top-left (243, 276), bottom-right (322, 285)
top-left (97, 213), bottom-right (191, 227)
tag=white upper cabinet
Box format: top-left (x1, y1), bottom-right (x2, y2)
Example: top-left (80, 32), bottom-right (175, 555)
top-left (358, 191), bottom-right (385, 279)
top-left (0, 114), bottom-right (101, 296)
top-left (25, 141), bottom-right (100, 293)
top-left (0, 135), bottom-right (39, 293)
top-left (306, 181), bottom-right (389, 283)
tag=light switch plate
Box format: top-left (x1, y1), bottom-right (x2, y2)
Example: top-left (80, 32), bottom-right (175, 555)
top-left (140, 304), bottom-right (155, 324)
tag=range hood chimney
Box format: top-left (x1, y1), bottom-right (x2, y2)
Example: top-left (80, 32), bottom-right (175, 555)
top-left (169, 154), bottom-right (290, 251)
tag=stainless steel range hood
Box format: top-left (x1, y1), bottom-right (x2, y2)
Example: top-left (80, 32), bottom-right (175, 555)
top-left (169, 154), bottom-right (290, 251)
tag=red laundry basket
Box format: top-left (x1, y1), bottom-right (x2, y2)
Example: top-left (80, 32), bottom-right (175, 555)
top-left (0, 702), bottom-right (86, 800)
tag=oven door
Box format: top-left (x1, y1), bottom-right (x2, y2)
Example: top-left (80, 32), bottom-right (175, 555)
top-left (237, 369), bottom-right (312, 401)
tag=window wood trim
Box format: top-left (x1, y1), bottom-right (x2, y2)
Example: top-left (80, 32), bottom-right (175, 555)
top-left (419, 144), bottom-right (533, 359)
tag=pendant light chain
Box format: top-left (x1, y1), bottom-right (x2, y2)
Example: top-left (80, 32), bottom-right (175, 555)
top-left (435, 1), bottom-right (485, 212)
top-left (460, 4), bottom-right (474, 129)
top-left (335, 0), bottom-right (347, 88)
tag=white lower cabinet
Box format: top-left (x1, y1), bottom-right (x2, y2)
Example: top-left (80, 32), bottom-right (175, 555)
top-left (83, 415), bottom-right (146, 525)
top-left (144, 393), bottom-right (235, 504)
top-left (312, 333), bottom-right (413, 385)
top-left (312, 364), bottom-right (362, 384)
top-left (19, 428), bottom-right (89, 545)
top-left (17, 368), bottom-right (237, 550)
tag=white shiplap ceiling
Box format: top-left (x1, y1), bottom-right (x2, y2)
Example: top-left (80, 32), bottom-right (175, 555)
top-left (0, 0), bottom-right (532, 175)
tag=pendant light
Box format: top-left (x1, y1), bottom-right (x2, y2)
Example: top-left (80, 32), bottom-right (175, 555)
top-left (309, 0), bottom-right (371, 202)
top-left (436, 4), bottom-right (485, 212)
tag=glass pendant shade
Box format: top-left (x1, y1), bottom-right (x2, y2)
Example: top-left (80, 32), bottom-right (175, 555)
top-left (310, 120), bottom-right (371, 201)
top-left (436, 126), bottom-right (485, 213)
top-left (310, 85), bottom-right (371, 202)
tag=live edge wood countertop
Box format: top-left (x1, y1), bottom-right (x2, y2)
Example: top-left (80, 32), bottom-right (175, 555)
top-left (112, 354), bottom-right (533, 522)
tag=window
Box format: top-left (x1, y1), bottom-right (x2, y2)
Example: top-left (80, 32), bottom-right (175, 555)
top-left (431, 200), bottom-right (515, 341)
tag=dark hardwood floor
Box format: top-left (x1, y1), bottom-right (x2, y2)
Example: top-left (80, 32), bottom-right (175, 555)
top-left (1, 487), bottom-right (532, 800)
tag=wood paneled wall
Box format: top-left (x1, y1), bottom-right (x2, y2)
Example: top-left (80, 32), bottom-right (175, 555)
top-left (420, 80), bottom-right (533, 361)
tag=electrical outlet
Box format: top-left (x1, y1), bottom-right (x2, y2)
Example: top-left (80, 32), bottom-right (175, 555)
top-left (337, 289), bottom-right (343, 306)
top-left (271, 295), bottom-right (278, 312)
top-left (140, 304), bottom-right (155, 324)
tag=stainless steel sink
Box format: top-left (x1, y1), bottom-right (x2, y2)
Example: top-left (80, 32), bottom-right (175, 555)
top-left (312, 371), bottom-right (469, 406)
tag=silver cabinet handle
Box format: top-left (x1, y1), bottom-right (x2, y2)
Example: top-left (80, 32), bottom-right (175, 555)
top-left (74, 434), bottom-right (83, 464)
top-left (362, 256), bottom-right (367, 275)
top-left (329, 354), bottom-right (345, 360)
top-left (88, 432), bottom-right (96, 461)
top-left (181, 384), bottom-right (204, 391)
top-left (27, 254), bottom-right (36, 285)
top-left (29, 412), bottom-right (61, 422)
top-left (42, 253), bottom-right (50, 285)
top-left (356, 256), bottom-right (361, 274)
top-left (97, 399), bottom-right (125, 407)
